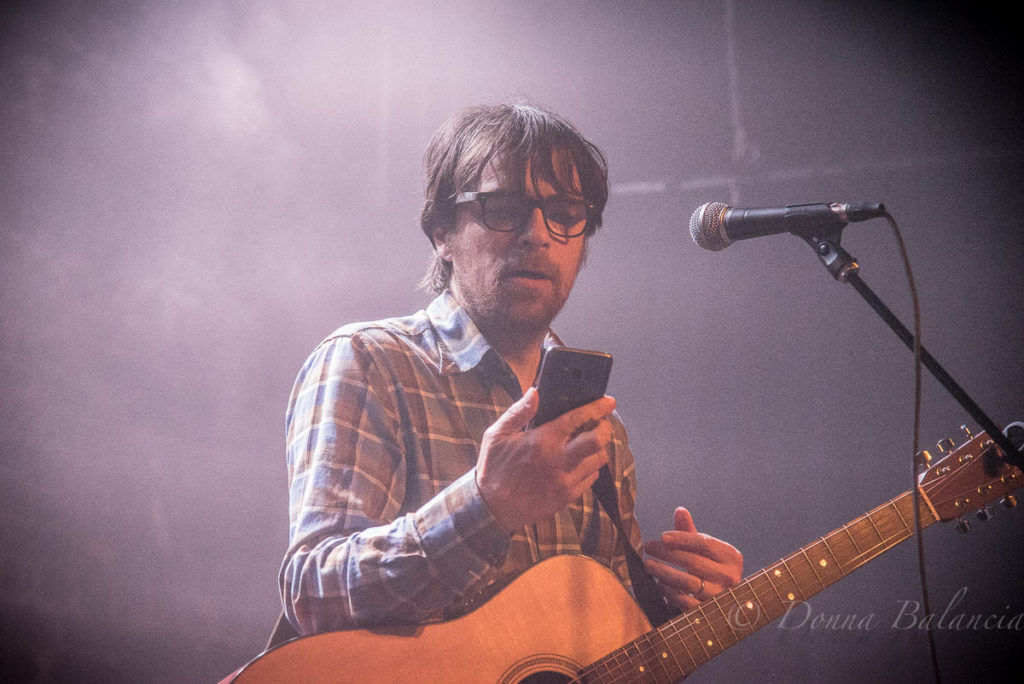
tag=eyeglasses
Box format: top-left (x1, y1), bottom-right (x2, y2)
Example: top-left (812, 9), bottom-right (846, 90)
top-left (453, 191), bottom-right (594, 239)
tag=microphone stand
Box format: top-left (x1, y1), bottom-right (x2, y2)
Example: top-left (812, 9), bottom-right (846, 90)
top-left (800, 224), bottom-right (1021, 467)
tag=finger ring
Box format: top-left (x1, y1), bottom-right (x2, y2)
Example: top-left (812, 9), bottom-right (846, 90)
top-left (697, 577), bottom-right (706, 599)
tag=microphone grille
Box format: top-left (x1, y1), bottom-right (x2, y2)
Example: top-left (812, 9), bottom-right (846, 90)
top-left (689, 201), bottom-right (730, 251)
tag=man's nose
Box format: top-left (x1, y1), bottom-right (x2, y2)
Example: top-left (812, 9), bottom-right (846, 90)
top-left (517, 206), bottom-right (550, 245)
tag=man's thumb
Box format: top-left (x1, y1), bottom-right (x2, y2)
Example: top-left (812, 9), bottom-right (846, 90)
top-left (674, 507), bottom-right (697, 533)
top-left (491, 387), bottom-right (539, 434)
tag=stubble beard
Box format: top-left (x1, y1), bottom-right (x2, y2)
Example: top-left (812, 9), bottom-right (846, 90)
top-left (451, 256), bottom-right (575, 354)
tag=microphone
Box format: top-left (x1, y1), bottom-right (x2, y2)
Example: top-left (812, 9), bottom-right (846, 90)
top-left (689, 201), bottom-right (886, 251)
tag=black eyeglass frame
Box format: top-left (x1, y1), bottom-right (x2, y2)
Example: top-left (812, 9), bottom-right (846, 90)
top-left (452, 191), bottom-right (597, 239)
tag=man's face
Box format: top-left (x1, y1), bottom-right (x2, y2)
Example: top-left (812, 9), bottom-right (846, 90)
top-left (435, 152), bottom-right (588, 345)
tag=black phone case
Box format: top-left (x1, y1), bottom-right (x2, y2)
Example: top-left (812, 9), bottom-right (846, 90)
top-left (529, 347), bottom-right (612, 428)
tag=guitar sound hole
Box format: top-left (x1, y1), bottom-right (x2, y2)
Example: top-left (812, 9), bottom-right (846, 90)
top-left (499, 652), bottom-right (581, 683)
top-left (519, 673), bottom-right (572, 684)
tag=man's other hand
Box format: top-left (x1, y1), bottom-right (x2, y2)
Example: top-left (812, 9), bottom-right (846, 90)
top-left (644, 507), bottom-right (743, 611)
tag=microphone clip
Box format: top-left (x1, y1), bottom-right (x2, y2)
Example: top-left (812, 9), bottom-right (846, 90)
top-left (800, 224), bottom-right (860, 283)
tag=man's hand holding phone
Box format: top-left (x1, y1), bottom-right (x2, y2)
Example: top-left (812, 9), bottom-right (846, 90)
top-left (476, 388), bottom-right (616, 533)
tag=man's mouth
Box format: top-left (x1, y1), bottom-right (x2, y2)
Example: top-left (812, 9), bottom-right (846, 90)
top-left (508, 269), bottom-right (550, 280)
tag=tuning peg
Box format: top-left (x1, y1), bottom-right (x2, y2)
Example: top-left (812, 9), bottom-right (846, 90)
top-left (975, 507), bottom-right (994, 522)
top-left (961, 425), bottom-right (974, 440)
top-left (936, 438), bottom-right (956, 455)
top-left (1002, 495), bottom-right (1018, 509)
top-left (955, 518), bottom-right (972, 534)
top-left (915, 449), bottom-right (933, 471)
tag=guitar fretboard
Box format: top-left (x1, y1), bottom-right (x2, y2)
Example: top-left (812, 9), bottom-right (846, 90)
top-left (578, 489), bottom-right (936, 683)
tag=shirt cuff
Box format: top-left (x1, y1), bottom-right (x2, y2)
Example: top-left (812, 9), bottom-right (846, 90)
top-left (414, 468), bottom-right (511, 591)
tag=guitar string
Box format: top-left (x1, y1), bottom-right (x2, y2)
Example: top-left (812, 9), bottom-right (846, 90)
top-left (797, 547), bottom-right (827, 591)
top-left (600, 455), bottom-right (954, 680)
top-left (593, 452), bottom-right (995, 681)
top-left (636, 628), bottom-right (676, 682)
top-left (581, 605), bottom-right (706, 683)
top-left (700, 495), bottom-right (921, 636)
top-left (655, 455), bottom-right (996, 678)
top-left (577, 481), bottom-right (956, 682)
top-left (653, 493), bottom-right (922, 669)
top-left (840, 520), bottom-right (865, 557)
top-left (580, 517), bottom-right (909, 682)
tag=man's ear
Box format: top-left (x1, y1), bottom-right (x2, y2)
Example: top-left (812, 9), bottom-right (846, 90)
top-left (433, 227), bottom-right (452, 260)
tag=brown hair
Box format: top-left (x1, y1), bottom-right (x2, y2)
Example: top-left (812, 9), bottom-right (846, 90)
top-left (419, 103), bottom-right (609, 293)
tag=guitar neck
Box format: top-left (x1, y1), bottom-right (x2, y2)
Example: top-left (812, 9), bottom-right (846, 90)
top-left (582, 488), bottom-right (936, 683)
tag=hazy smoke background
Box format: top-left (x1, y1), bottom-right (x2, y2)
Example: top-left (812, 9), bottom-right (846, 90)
top-left (2, 1), bottom-right (1021, 682)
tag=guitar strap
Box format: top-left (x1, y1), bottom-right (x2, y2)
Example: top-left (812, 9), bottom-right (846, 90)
top-left (265, 610), bottom-right (299, 651)
top-left (592, 465), bottom-right (676, 627)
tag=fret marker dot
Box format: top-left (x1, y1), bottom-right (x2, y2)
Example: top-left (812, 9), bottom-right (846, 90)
top-left (773, 569), bottom-right (782, 577)
top-left (819, 559), bottom-right (827, 567)
top-left (639, 666), bottom-right (645, 673)
top-left (745, 601), bottom-right (754, 610)
top-left (787, 592), bottom-right (795, 601)
top-left (706, 640), bottom-right (714, 647)
top-left (662, 652), bottom-right (668, 659)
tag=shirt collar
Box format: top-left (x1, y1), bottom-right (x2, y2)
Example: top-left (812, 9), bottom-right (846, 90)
top-left (426, 290), bottom-right (564, 376)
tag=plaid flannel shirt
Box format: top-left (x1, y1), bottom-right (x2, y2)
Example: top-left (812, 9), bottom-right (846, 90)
top-left (280, 291), bottom-right (643, 634)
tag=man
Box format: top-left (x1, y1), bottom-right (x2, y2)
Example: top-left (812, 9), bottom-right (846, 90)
top-left (280, 103), bottom-right (742, 636)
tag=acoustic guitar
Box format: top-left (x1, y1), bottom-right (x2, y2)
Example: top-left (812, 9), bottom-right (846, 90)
top-left (231, 427), bottom-right (1021, 683)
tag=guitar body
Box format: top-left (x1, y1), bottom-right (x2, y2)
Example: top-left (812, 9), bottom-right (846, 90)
top-left (231, 555), bottom-right (652, 684)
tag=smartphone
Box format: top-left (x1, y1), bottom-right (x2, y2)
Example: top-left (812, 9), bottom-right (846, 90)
top-left (528, 347), bottom-right (613, 428)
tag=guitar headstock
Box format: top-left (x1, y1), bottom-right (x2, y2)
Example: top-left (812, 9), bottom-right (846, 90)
top-left (918, 425), bottom-right (1023, 523)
